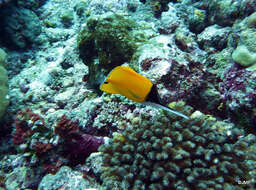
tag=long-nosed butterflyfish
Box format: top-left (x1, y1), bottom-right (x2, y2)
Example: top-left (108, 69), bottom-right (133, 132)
top-left (100, 66), bottom-right (189, 119)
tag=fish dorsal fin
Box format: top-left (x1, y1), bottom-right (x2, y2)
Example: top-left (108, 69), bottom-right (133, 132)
top-left (116, 66), bottom-right (143, 77)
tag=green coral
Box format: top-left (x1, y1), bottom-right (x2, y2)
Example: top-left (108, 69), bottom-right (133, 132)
top-left (232, 45), bottom-right (256, 69)
top-left (231, 27), bottom-right (256, 70)
top-left (44, 19), bottom-right (57, 28)
top-left (0, 48), bottom-right (9, 120)
top-left (77, 13), bottom-right (149, 89)
top-left (99, 103), bottom-right (256, 189)
top-left (74, 1), bottom-right (89, 17)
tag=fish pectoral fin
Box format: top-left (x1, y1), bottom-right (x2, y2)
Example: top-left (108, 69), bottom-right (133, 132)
top-left (120, 88), bottom-right (144, 102)
top-left (127, 89), bottom-right (141, 99)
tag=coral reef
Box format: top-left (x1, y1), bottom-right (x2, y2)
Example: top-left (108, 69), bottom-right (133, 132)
top-left (60, 10), bottom-right (74, 27)
top-left (142, 0), bottom-right (178, 17)
top-left (197, 25), bottom-right (231, 52)
top-left (232, 45), bottom-right (256, 68)
top-left (9, 108), bottom-right (106, 189)
top-left (5, 166), bottom-right (38, 190)
top-left (99, 103), bottom-right (256, 189)
top-left (132, 55), bottom-right (212, 112)
top-left (0, 0), bottom-right (256, 189)
top-left (206, 0), bottom-right (256, 26)
top-left (247, 12), bottom-right (256, 28)
top-left (12, 109), bottom-right (105, 167)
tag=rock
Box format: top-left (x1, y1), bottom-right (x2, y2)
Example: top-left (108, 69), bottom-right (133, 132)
top-left (5, 166), bottom-right (37, 190)
top-left (1, 7), bottom-right (42, 49)
top-left (197, 24), bottom-right (231, 52)
top-left (38, 166), bottom-right (97, 190)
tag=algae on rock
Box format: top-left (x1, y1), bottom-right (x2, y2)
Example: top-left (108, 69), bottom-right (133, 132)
top-left (77, 13), bottom-right (153, 89)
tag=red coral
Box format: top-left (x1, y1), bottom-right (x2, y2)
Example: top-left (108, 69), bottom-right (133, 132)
top-left (12, 122), bottom-right (33, 145)
top-left (33, 142), bottom-right (53, 156)
top-left (54, 115), bottom-right (79, 137)
top-left (42, 158), bottom-right (65, 174)
top-left (12, 108), bottom-right (44, 145)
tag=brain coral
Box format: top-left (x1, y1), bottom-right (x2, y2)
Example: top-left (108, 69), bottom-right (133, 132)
top-left (99, 103), bottom-right (256, 189)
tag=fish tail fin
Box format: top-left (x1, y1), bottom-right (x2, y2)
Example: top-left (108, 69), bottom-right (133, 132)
top-left (145, 84), bottom-right (189, 119)
top-left (158, 104), bottom-right (190, 119)
top-left (143, 102), bottom-right (190, 119)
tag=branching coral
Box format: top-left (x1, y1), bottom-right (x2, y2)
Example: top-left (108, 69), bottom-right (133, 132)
top-left (99, 103), bottom-right (256, 189)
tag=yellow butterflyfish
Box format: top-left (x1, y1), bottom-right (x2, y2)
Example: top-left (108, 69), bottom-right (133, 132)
top-left (100, 66), bottom-right (189, 119)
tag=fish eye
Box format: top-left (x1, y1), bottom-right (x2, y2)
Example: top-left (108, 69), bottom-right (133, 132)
top-left (104, 81), bottom-right (108, 84)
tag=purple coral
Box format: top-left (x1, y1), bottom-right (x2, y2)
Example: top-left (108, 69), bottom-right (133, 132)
top-left (54, 115), bottom-right (105, 164)
top-left (151, 58), bottom-right (208, 105)
top-left (65, 132), bottom-right (104, 164)
top-left (219, 64), bottom-right (256, 127)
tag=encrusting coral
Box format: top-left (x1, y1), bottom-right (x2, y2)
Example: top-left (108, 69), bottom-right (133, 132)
top-left (99, 102), bottom-right (256, 189)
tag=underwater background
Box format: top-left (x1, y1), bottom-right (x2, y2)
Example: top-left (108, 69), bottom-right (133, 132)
top-left (0, 0), bottom-right (256, 189)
